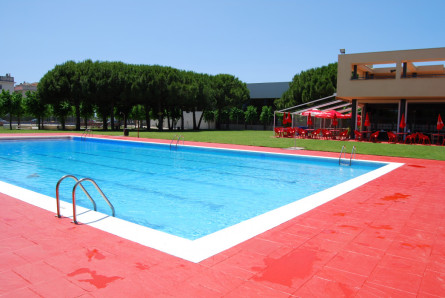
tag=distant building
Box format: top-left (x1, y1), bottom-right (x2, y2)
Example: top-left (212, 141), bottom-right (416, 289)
top-left (246, 82), bottom-right (290, 108)
top-left (337, 47), bottom-right (445, 135)
top-left (14, 82), bottom-right (38, 97)
top-left (0, 73), bottom-right (15, 93)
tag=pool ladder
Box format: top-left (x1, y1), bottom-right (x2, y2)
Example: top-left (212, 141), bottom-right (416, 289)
top-left (170, 135), bottom-right (184, 150)
top-left (339, 145), bottom-right (356, 166)
top-left (55, 175), bottom-right (115, 224)
top-left (81, 128), bottom-right (93, 140)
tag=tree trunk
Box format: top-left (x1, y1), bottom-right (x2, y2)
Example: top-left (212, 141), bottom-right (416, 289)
top-left (61, 118), bottom-right (66, 130)
top-left (158, 102), bottom-right (164, 131)
top-left (144, 104), bottom-right (150, 131)
top-left (75, 103), bottom-right (81, 130)
top-left (102, 115), bottom-right (108, 130)
top-left (197, 110), bottom-right (204, 130)
top-left (9, 114), bottom-right (12, 130)
top-left (167, 113), bottom-right (171, 130)
top-left (110, 103), bottom-right (115, 131)
top-left (216, 108), bottom-right (221, 130)
top-left (192, 110), bottom-right (197, 130)
top-left (181, 109), bottom-right (185, 131)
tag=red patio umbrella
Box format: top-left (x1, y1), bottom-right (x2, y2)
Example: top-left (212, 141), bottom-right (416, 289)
top-left (437, 114), bottom-right (444, 131)
top-left (300, 109), bottom-right (324, 117)
top-left (364, 113), bottom-right (370, 127)
top-left (307, 113), bottom-right (313, 126)
top-left (282, 112), bottom-right (288, 125)
top-left (399, 113), bottom-right (406, 129)
top-left (286, 112), bottom-right (292, 125)
top-left (357, 114), bottom-right (361, 127)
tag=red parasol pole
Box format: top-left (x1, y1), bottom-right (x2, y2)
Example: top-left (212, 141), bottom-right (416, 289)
top-left (307, 113), bottom-right (312, 127)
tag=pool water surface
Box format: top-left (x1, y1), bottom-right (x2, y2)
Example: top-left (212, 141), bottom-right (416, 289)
top-left (1, 137), bottom-right (385, 240)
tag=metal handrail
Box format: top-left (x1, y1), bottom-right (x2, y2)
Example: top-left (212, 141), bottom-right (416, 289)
top-left (55, 175), bottom-right (97, 218)
top-left (339, 145), bottom-right (346, 165)
top-left (72, 178), bottom-right (115, 224)
top-left (170, 135), bottom-right (184, 149)
top-left (339, 145), bottom-right (356, 166)
top-left (350, 146), bottom-right (356, 165)
top-left (176, 135), bottom-right (184, 147)
top-left (81, 128), bottom-right (92, 139)
top-left (170, 135), bottom-right (178, 149)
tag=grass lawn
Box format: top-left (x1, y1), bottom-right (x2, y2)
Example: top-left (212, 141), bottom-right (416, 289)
top-left (1, 128), bottom-right (444, 161)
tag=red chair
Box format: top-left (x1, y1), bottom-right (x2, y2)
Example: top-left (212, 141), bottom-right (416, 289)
top-left (311, 128), bottom-right (322, 139)
top-left (418, 133), bottom-right (430, 145)
top-left (354, 130), bottom-right (364, 141)
top-left (297, 128), bottom-right (308, 139)
top-left (405, 132), bottom-right (418, 144)
top-left (338, 130), bottom-right (349, 140)
top-left (274, 127), bottom-right (283, 137)
top-left (370, 131), bottom-right (379, 142)
top-left (285, 127), bottom-right (296, 138)
top-left (387, 131), bottom-right (397, 143)
top-left (321, 129), bottom-right (332, 139)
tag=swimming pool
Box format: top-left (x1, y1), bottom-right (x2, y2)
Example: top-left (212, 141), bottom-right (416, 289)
top-left (0, 136), bottom-right (402, 262)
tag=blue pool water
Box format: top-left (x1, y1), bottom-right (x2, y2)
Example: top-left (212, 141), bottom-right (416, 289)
top-left (0, 137), bottom-right (385, 240)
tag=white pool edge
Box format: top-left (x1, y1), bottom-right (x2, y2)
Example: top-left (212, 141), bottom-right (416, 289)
top-left (0, 136), bottom-right (404, 263)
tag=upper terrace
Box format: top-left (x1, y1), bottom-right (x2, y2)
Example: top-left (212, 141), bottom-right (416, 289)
top-left (337, 47), bottom-right (445, 101)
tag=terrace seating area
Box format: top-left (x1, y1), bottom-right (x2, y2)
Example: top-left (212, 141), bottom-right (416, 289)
top-left (275, 127), bottom-right (445, 146)
top-left (274, 127), bottom-right (349, 140)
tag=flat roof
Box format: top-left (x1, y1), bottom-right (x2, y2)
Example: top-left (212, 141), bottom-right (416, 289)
top-left (247, 82), bottom-right (290, 99)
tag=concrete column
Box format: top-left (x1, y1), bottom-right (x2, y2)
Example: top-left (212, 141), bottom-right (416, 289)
top-left (350, 99), bottom-right (357, 139)
top-left (395, 61), bottom-right (402, 80)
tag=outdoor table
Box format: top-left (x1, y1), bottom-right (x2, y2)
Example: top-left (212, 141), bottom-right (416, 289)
top-left (431, 133), bottom-right (444, 145)
top-left (360, 131), bottom-right (371, 141)
top-left (396, 132), bottom-right (408, 143)
top-left (328, 129), bottom-right (340, 139)
top-left (305, 128), bottom-right (314, 138)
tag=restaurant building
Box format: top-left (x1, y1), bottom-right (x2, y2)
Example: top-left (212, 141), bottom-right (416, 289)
top-left (336, 47), bottom-right (445, 139)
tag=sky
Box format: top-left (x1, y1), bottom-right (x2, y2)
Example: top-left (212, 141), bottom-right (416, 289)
top-left (2, 0), bottom-right (444, 85)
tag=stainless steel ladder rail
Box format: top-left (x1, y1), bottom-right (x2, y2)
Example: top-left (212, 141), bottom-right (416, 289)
top-left (81, 128), bottom-right (92, 140)
top-left (339, 145), bottom-right (347, 165)
top-left (339, 145), bottom-right (356, 166)
top-left (55, 175), bottom-right (97, 218)
top-left (176, 135), bottom-right (184, 147)
top-left (170, 135), bottom-right (184, 149)
top-left (349, 146), bottom-right (356, 165)
top-left (72, 178), bottom-right (115, 224)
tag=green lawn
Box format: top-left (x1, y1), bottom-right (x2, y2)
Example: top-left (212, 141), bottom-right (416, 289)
top-left (1, 128), bottom-right (444, 160)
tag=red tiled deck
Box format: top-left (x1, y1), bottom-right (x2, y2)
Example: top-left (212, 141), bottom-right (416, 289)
top-left (1, 133), bottom-right (445, 297)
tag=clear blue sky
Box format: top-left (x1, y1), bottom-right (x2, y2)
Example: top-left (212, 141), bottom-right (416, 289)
top-left (3, 0), bottom-right (444, 85)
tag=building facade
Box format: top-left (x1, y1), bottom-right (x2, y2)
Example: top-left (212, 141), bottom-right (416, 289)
top-left (14, 82), bottom-right (38, 97)
top-left (336, 47), bottom-right (445, 136)
top-left (0, 73), bottom-right (15, 93)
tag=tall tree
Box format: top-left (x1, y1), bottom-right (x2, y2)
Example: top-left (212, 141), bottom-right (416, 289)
top-left (212, 74), bottom-right (249, 129)
top-left (24, 90), bottom-right (47, 129)
top-left (276, 63), bottom-right (337, 109)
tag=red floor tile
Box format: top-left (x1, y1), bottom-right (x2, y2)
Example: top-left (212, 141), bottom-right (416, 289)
top-left (1, 133), bottom-right (445, 296)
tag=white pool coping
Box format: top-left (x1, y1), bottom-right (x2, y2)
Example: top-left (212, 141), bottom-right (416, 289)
top-left (0, 136), bottom-right (403, 263)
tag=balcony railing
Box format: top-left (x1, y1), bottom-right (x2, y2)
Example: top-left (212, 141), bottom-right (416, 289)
top-left (352, 73), bottom-right (445, 80)
top-left (0, 76), bottom-right (14, 82)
